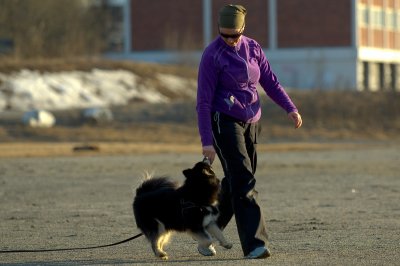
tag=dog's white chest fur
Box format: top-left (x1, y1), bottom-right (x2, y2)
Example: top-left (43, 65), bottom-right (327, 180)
top-left (202, 206), bottom-right (219, 227)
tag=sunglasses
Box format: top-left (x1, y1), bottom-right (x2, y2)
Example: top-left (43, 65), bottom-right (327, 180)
top-left (219, 32), bottom-right (243, 39)
top-left (219, 25), bottom-right (244, 40)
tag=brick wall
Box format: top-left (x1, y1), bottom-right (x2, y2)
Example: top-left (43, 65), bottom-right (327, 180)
top-left (373, 29), bottom-right (384, 47)
top-left (388, 31), bottom-right (396, 49)
top-left (358, 0), bottom-right (400, 49)
top-left (277, 0), bottom-right (352, 47)
top-left (372, 0), bottom-right (384, 7)
top-left (360, 28), bottom-right (369, 46)
top-left (130, 0), bottom-right (203, 51)
top-left (130, 0), bottom-right (269, 51)
top-left (387, 0), bottom-right (396, 8)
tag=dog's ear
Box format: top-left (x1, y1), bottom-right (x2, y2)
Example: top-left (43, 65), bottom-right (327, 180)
top-left (202, 168), bottom-right (214, 177)
top-left (182, 168), bottom-right (192, 178)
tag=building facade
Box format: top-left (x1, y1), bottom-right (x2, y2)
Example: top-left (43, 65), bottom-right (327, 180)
top-left (109, 0), bottom-right (400, 91)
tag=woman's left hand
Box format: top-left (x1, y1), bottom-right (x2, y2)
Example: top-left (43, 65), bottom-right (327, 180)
top-left (288, 112), bottom-right (302, 129)
top-left (202, 145), bottom-right (216, 164)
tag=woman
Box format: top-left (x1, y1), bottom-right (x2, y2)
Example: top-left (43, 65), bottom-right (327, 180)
top-left (196, 4), bottom-right (302, 259)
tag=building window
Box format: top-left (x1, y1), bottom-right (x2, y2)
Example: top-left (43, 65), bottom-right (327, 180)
top-left (362, 61), bottom-right (369, 91)
top-left (359, 5), bottom-right (369, 26)
top-left (387, 10), bottom-right (394, 30)
top-left (106, 5), bottom-right (124, 52)
top-left (390, 64), bottom-right (397, 91)
top-left (379, 63), bottom-right (385, 90)
top-left (380, 9), bottom-right (385, 28)
top-left (371, 8), bottom-right (385, 28)
top-left (384, 9), bottom-right (400, 31)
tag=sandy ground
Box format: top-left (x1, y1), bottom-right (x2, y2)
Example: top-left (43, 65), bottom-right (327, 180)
top-left (0, 141), bottom-right (399, 265)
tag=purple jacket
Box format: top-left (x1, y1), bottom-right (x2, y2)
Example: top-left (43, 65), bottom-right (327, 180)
top-left (197, 35), bottom-right (298, 146)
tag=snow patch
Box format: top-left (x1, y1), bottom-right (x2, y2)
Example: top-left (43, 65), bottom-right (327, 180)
top-left (0, 69), bottom-right (196, 112)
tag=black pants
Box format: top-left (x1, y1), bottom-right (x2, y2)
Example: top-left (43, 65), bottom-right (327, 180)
top-left (212, 112), bottom-right (268, 256)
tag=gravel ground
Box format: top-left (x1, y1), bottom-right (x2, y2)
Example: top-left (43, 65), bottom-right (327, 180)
top-left (0, 142), bottom-right (399, 265)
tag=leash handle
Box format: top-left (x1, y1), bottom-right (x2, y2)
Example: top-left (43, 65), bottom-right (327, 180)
top-left (0, 233), bottom-right (143, 253)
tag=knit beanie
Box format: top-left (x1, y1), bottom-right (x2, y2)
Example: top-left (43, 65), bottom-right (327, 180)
top-left (218, 4), bottom-right (247, 29)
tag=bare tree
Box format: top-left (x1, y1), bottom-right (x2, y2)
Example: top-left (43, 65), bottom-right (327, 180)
top-left (0, 0), bottom-right (109, 58)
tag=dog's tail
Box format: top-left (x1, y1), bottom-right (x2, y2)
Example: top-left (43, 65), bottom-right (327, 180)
top-left (135, 175), bottom-right (178, 196)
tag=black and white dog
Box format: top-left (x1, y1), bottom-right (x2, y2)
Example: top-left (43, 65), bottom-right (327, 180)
top-left (133, 161), bottom-right (232, 259)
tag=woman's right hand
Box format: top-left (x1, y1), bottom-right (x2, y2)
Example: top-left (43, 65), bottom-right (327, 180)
top-left (202, 145), bottom-right (216, 164)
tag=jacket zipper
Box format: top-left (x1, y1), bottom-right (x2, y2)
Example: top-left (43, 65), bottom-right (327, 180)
top-left (234, 48), bottom-right (255, 118)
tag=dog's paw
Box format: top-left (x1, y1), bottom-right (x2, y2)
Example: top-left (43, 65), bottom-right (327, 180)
top-left (155, 251), bottom-right (168, 260)
top-left (157, 254), bottom-right (168, 260)
top-left (197, 244), bottom-right (216, 256)
top-left (220, 242), bottom-right (233, 249)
